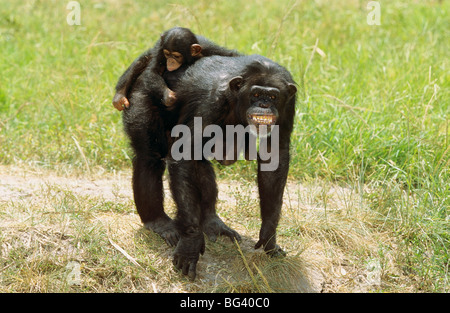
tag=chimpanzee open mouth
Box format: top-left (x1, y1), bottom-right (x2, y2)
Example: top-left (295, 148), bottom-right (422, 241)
top-left (247, 107), bottom-right (278, 127)
top-left (247, 111), bottom-right (278, 137)
top-left (248, 113), bottom-right (277, 125)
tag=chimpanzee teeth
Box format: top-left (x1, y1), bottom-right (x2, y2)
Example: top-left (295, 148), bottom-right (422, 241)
top-left (250, 115), bottom-right (275, 125)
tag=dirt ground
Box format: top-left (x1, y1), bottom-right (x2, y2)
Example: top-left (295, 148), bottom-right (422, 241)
top-left (0, 165), bottom-right (390, 292)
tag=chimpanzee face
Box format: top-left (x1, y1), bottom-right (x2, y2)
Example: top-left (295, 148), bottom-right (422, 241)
top-left (159, 27), bottom-right (203, 72)
top-left (229, 76), bottom-right (296, 135)
top-left (163, 49), bottom-right (184, 72)
top-left (246, 85), bottom-right (280, 132)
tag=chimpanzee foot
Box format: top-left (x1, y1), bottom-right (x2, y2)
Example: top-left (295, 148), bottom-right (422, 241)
top-left (255, 235), bottom-right (287, 257)
top-left (203, 214), bottom-right (241, 243)
top-left (257, 242), bottom-right (287, 257)
top-left (144, 215), bottom-right (180, 247)
top-left (173, 230), bottom-right (205, 281)
top-left (270, 246), bottom-right (287, 257)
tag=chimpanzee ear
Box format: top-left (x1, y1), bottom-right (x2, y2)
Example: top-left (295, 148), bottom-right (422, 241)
top-left (287, 83), bottom-right (297, 99)
top-left (229, 76), bottom-right (244, 92)
top-left (191, 44), bottom-right (202, 57)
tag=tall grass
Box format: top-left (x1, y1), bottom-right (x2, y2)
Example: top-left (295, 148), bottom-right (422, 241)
top-left (0, 0), bottom-right (448, 291)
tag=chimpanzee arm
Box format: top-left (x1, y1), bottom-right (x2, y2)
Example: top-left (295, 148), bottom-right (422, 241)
top-left (112, 48), bottom-right (155, 111)
top-left (114, 48), bottom-right (154, 98)
top-left (255, 93), bottom-right (295, 257)
top-left (135, 64), bottom-right (175, 107)
top-left (255, 141), bottom-right (290, 257)
top-left (196, 35), bottom-right (242, 57)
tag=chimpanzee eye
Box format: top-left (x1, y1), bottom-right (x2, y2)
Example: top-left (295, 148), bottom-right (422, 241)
top-left (172, 53), bottom-right (182, 59)
top-left (270, 95), bottom-right (276, 100)
top-left (254, 93), bottom-right (259, 98)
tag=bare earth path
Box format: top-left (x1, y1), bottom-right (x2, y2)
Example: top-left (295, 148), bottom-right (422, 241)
top-left (0, 165), bottom-right (391, 292)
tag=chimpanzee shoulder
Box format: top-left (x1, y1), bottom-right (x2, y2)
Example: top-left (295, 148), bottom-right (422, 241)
top-left (175, 54), bottom-right (295, 119)
top-left (182, 54), bottom-right (295, 86)
top-left (174, 56), bottom-right (245, 124)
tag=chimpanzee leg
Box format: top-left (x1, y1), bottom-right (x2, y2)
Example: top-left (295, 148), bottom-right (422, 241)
top-left (131, 154), bottom-right (179, 246)
top-left (131, 156), bottom-right (164, 224)
top-left (122, 88), bottom-right (179, 246)
top-left (198, 160), bottom-right (241, 243)
top-left (254, 147), bottom-right (289, 257)
top-left (168, 159), bottom-right (205, 281)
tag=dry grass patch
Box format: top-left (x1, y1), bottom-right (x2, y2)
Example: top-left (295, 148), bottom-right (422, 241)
top-left (0, 166), bottom-right (413, 292)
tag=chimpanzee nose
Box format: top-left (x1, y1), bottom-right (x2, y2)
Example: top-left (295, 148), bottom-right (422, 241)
top-left (258, 101), bottom-right (271, 108)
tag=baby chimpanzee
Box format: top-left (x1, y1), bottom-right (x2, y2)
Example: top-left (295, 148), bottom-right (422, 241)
top-left (113, 27), bottom-right (240, 110)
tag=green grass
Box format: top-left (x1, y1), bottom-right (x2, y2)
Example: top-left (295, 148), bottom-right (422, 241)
top-left (0, 0), bottom-right (448, 292)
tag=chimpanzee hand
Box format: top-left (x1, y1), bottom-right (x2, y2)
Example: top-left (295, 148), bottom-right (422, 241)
top-left (203, 214), bottom-right (241, 243)
top-left (112, 93), bottom-right (130, 111)
top-left (254, 228), bottom-right (286, 257)
top-left (173, 230), bottom-right (205, 281)
top-left (163, 88), bottom-right (177, 107)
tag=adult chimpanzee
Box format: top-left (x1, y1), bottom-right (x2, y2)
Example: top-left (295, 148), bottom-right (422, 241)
top-left (113, 27), bottom-right (240, 110)
top-left (167, 55), bottom-right (297, 280)
top-left (120, 29), bottom-right (240, 247)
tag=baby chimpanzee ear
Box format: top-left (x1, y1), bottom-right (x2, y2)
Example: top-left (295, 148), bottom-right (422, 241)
top-left (190, 44), bottom-right (202, 57)
top-left (229, 76), bottom-right (244, 92)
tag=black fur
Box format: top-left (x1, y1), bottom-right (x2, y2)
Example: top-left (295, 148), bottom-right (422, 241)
top-left (120, 31), bottom-right (240, 247)
top-left (118, 30), bottom-right (297, 281)
top-left (168, 55), bottom-right (297, 280)
top-left (114, 27), bottom-right (240, 102)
